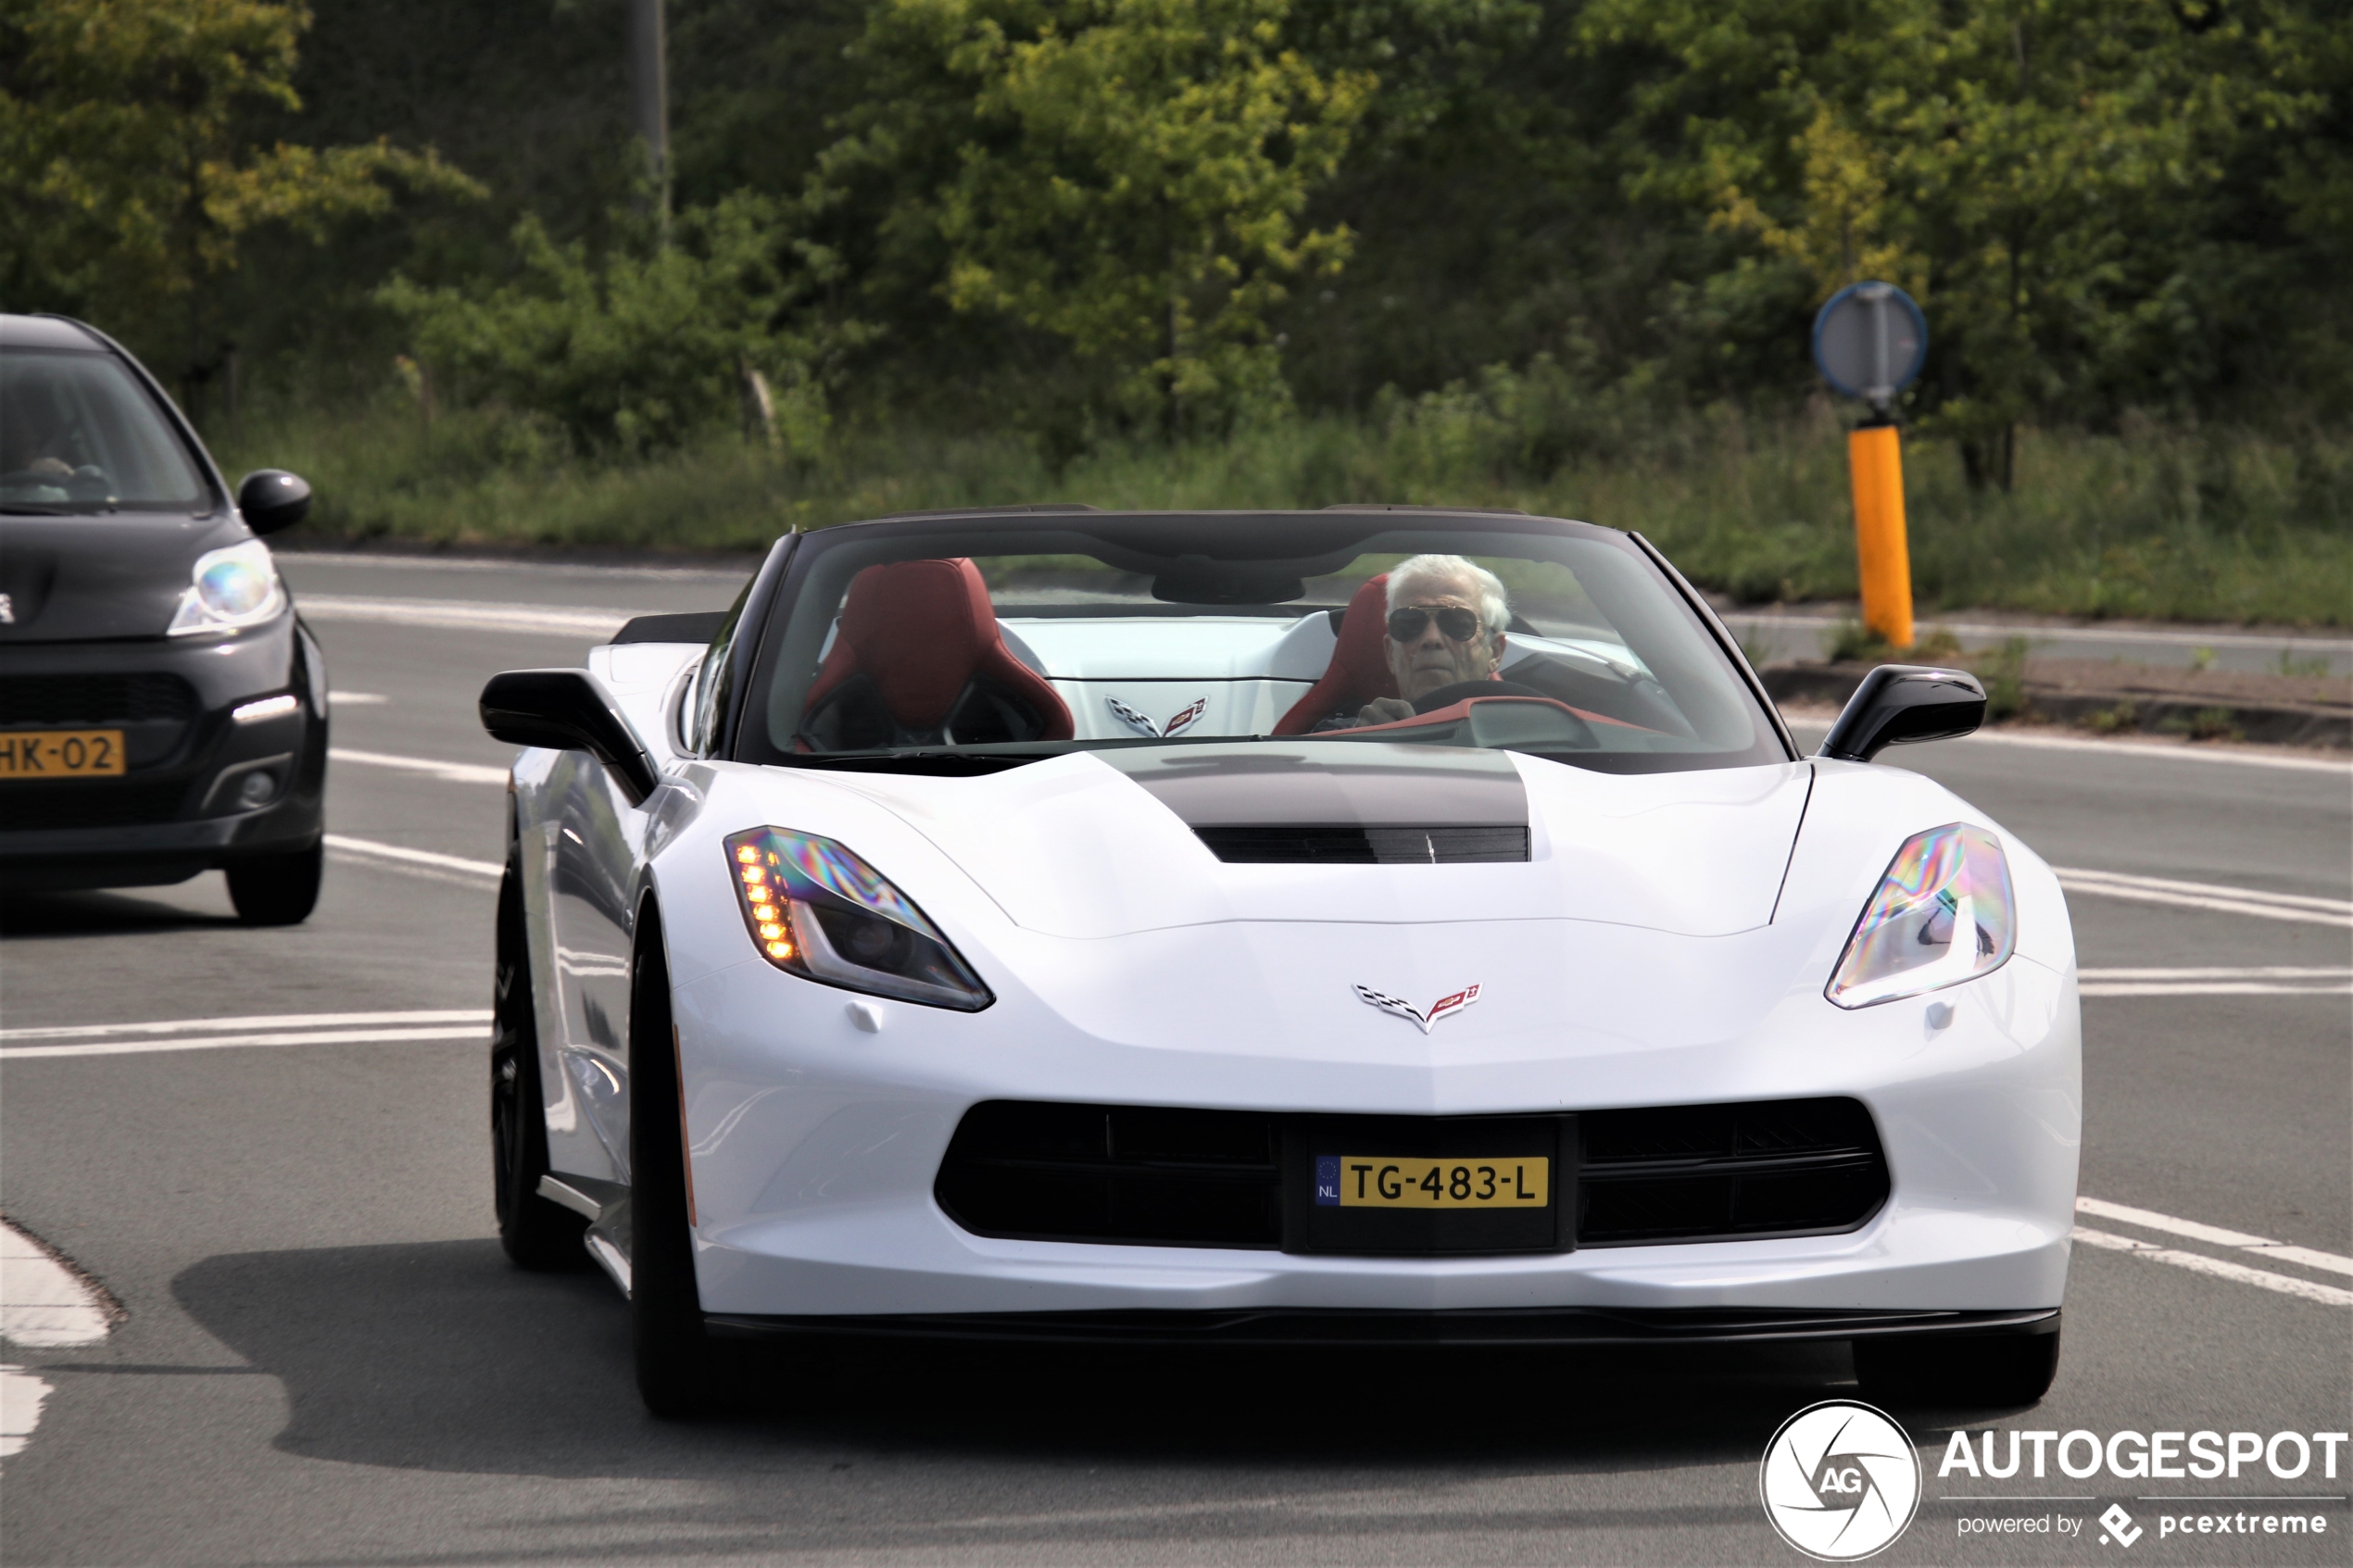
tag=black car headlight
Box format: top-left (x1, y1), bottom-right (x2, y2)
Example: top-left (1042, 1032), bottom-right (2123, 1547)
top-left (724, 826), bottom-right (993, 1011)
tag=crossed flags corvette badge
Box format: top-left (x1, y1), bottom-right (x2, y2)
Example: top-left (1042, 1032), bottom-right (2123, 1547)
top-left (1353, 983), bottom-right (1481, 1034)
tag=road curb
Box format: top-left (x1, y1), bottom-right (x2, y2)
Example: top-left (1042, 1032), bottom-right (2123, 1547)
top-left (1761, 662), bottom-right (2352, 749)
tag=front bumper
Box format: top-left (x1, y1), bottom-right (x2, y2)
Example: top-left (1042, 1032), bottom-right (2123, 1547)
top-left (0, 613), bottom-right (326, 888)
top-left (660, 913), bottom-right (2082, 1323)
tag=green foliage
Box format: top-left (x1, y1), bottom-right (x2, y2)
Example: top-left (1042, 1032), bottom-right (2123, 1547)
top-left (1575, 0), bottom-right (2330, 484)
top-left (0, 0), bottom-right (478, 358)
top-left (376, 195), bottom-right (855, 456)
top-left (822, 0), bottom-right (1374, 433)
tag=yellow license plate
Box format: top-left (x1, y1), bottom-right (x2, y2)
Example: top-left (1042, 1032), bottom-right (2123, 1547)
top-left (1327, 1156), bottom-right (1550, 1209)
top-left (0, 729), bottom-right (127, 778)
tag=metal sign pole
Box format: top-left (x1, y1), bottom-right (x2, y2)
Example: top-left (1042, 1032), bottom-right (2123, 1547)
top-left (1812, 283), bottom-right (1928, 651)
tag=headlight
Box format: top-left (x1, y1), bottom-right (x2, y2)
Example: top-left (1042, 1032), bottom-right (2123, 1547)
top-left (724, 826), bottom-right (993, 1011)
top-left (1826, 822), bottom-right (2016, 1010)
top-left (169, 540), bottom-right (284, 635)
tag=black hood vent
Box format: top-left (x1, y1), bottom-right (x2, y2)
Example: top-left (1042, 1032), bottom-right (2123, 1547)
top-left (1196, 824), bottom-right (1529, 864)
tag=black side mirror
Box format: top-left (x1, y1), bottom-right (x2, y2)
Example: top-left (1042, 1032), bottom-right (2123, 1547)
top-left (1818, 664), bottom-right (1988, 763)
top-left (481, 669), bottom-right (661, 805)
top-left (237, 470), bottom-right (311, 534)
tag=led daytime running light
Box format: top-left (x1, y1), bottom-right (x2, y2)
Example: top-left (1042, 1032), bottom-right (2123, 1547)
top-left (724, 826), bottom-right (991, 1011)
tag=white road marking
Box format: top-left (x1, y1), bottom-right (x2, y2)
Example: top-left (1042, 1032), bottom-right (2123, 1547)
top-left (0, 1026), bottom-right (489, 1060)
top-left (2078, 1197), bottom-right (2353, 1278)
top-left (1783, 718), bottom-right (2351, 774)
top-left (321, 834), bottom-right (503, 878)
top-left (0, 1009), bottom-right (491, 1043)
top-left (0, 1009), bottom-right (493, 1060)
top-left (330, 747), bottom-right (508, 785)
top-left (2079, 962), bottom-right (2353, 995)
top-left (2073, 1225), bottom-right (2353, 1308)
top-left (0, 1364), bottom-right (54, 1463)
top-left (296, 594), bottom-right (635, 637)
top-left (2056, 867), bottom-right (2353, 928)
top-left (326, 690), bottom-right (388, 705)
top-left (1725, 610), bottom-right (2353, 660)
top-left (1, 1223), bottom-right (114, 1348)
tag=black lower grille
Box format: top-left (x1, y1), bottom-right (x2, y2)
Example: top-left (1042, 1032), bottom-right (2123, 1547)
top-left (0, 777), bottom-right (190, 830)
top-left (1194, 825), bottom-right (1529, 864)
top-left (937, 1102), bottom-right (1282, 1247)
top-left (0, 673), bottom-right (199, 726)
top-left (1579, 1098), bottom-right (1888, 1245)
top-left (936, 1098), bottom-right (1888, 1252)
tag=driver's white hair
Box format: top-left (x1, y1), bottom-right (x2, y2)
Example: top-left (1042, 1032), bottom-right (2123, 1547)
top-left (1385, 554), bottom-right (1509, 636)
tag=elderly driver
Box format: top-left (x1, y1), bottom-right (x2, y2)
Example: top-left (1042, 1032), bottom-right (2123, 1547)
top-left (1344, 554), bottom-right (1512, 727)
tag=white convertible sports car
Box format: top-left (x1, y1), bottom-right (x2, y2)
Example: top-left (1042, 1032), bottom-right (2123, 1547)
top-left (479, 506), bottom-right (2079, 1416)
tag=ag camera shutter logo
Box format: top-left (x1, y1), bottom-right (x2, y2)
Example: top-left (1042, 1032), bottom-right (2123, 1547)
top-left (1760, 1400), bottom-right (1922, 1561)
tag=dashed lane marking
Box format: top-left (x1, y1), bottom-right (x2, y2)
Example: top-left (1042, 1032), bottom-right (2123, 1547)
top-left (2079, 965), bottom-right (2353, 997)
top-left (2073, 1226), bottom-right (2353, 1308)
top-left (322, 834), bottom-right (502, 878)
top-left (330, 747), bottom-right (508, 785)
top-left (2079, 1197), bottom-right (2353, 1278)
top-left (296, 594), bottom-right (635, 637)
top-left (0, 1009), bottom-right (492, 1060)
top-left (2056, 868), bottom-right (2353, 928)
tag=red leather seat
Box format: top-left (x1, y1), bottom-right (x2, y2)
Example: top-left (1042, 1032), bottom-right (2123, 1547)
top-left (1274, 574), bottom-right (1397, 735)
top-left (798, 558), bottom-right (1074, 750)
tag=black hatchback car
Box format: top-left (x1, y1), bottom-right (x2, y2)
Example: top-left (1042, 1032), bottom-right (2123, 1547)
top-left (1, 314), bottom-right (326, 922)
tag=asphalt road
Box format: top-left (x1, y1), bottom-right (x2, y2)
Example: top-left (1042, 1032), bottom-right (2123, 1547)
top-left (3, 554), bottom-right (2348, 1566)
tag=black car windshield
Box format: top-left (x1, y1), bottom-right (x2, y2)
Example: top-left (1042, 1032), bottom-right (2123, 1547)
top-left (0, 348), bottom-right (209, 514)
top-left (740, 512), bottom-right (1791, 775)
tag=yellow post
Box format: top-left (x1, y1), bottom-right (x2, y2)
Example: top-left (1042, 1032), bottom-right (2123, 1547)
top-left (1847, 423), bottom-right (1913, 649)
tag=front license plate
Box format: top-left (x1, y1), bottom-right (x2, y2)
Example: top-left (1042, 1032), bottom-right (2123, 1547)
top-left (0, 729), bottom-right (126, 778)
top-left (1320, 1155), bottom-right (1549, 1209)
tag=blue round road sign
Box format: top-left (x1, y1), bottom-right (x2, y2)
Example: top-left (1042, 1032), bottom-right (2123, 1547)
top-left (1812, 282), bottom-right (1927, 408)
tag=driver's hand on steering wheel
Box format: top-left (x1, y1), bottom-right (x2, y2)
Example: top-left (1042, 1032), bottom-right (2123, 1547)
top-left (1355, 697), bottom-right (1416, 725)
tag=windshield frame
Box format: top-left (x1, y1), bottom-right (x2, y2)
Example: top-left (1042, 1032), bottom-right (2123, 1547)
top-left (0, 324), bottom-right (227, 519)
top-left (730, 508), bottom-right (1798, 775)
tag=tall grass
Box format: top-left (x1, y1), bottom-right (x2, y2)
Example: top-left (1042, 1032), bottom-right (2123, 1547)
top-left (214, 393), bottom-right (2353, 625)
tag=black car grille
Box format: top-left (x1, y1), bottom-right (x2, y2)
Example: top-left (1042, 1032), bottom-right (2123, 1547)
top-left (1578, 1098), bottom-right (1889, 1246)
top-left (935, 1098), bottom-right (1888, 1253)
top-left (937, 1102), bottom-right (1283, 1247)
top-left (0, 673), bottom-right (199, 726)
top-left (1193, 825), bottom-right (1529, 864)
top-left (0, 777), bottom-right (191, 830)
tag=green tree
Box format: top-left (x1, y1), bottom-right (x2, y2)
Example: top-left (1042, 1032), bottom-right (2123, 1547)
top-left (823, 0), bottom-right (1375, 434)
top-left (1579, 0), bottom-right (2324, 486)
top-left (0, 0), bottom-right (477, 399)
top-left (378, 195), bottom-right (856, 456)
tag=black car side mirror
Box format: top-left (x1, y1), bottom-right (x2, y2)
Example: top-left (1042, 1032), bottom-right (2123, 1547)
top-left (237, 470), bottom-right (311, 534)
top-left (481, 669), bottom-right (661, 805)
top-left (1818, 664), bottom-right (1988, 763)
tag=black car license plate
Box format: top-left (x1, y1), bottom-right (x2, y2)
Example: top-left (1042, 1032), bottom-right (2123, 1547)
top-left (1286, 1114), bottom-right (1571, 1255)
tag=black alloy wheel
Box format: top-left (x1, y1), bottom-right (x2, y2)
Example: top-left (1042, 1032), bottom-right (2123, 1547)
top-left (225, 841), bottom-right (323, 925)
top-left (1854, 1318), bottom-right (2062, 1408)
top-left (628, 901), bottom-right (724, 1417)
top-left (492, 860), bottom-right (587, 1268)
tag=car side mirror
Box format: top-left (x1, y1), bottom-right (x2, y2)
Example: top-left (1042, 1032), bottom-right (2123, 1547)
top-left (237, 470), bottom-right (311, 534)
top-left (480, 669), bottom-right (661, 805)
top-left (1818, 664), bottom-right (1988, 763)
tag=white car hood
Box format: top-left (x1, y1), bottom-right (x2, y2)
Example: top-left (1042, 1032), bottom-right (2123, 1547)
top-left (798, 743), bottom-right (1813, 940)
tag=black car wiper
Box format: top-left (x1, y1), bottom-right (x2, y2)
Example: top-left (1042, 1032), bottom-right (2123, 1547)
top-left (0, 503), bottom-right (78, 515)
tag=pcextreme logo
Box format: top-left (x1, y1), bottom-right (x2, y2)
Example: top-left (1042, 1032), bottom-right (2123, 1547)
top-left (1761, 1400), bottom-right (1923, 1561)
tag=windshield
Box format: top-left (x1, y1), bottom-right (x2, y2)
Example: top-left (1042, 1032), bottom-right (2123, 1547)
top-left (740, 513), bottom-right (1790, 775)
top-left (0, 348), bottom-right (210, 514)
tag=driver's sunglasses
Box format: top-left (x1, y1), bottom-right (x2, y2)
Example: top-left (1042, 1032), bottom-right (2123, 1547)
top-left (1387, 605), bottom-right (1483, 643)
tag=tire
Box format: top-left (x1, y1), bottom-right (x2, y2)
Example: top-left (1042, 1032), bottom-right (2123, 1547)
top-left (628, 902), bottom-right (723, 1418)
top-left (491, 863), bottom-right (587, 1268)
top-left (225, 841), bottom-right (322, 925)
top-left (1855, 1319), bottom-right (2061, 1408)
